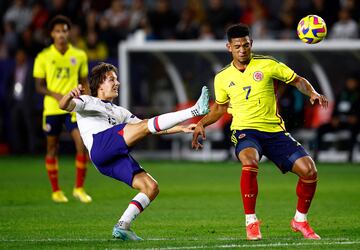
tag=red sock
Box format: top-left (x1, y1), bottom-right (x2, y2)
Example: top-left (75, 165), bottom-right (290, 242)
top-left (240, 164), bottom-right (258, 214)
top-left (296, 175), bottom-right (317, 213)
top-left (75, 153), bottom-right (87, 188)
top-left (45, 157), bottom-right (60, 192)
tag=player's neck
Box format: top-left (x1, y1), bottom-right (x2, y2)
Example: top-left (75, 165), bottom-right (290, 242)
top-left (54, 42), bottom-right (69, 54)
top-left (97, 94), bottom-right (114, 102)
top-left (233, 60), bottom-right (248, 71)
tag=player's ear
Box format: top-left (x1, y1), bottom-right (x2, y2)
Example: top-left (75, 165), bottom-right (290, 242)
top-left (226, 42), bottom-right (232, 52)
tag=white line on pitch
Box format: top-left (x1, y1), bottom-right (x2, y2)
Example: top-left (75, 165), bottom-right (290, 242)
top-left (127, 241), bottom-right (360, 250)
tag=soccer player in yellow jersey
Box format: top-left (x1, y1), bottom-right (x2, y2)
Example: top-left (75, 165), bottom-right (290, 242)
top-left (192, 24), bottom-right (328, 240)
top-left (33, 15), bottom-right (92, 203)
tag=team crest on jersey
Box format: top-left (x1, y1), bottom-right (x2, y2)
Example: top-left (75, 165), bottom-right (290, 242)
top-left (253, 71), bottom-right (263, 81)
top-left (70, 57), bottom-right (77, 65)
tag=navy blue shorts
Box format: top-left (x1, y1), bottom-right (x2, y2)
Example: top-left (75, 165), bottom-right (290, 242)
top-left (232, 129), bottom-right (309, 173)
top-left (44, 113), bottom-right (78, 136)
top-left (90, 123), bottom-right (145, 186)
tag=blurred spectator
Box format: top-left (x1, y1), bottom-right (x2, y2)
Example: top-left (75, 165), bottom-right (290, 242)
top-left (199, 22), bottom-right (216, 40)
top-left (3, 21), bottom-right (18, 57)
top-left (176, 6), bottom-right (200, 39)
top-left (79, 30), bottom-right (109, 61)
top-left (30, 1), bottom-right (49, 46)
top-left (3, 0), bottom-right (32, 33)
top-left (19, 27), bottom-right (43, 57)
top-left (329, 8), bottom-right (359, 39)
top-left (70, 24), bottom-right (86, 48)
top-left (6, 48), bottom-right (41, 154)
top-left (147, 0), bottom-right (179, 39)
top-left (48, 0), bottom-right (71, 20)
top-left (104, 0), bottom-right (129, 30)
top-left (313, 74), bottom-right (360, 162)
top-left (205, 0), bottom-right (233, 39)
top-left (128, 0), bottom-right (147, 33)
top-left (309, 0), bottom-right (339, 28)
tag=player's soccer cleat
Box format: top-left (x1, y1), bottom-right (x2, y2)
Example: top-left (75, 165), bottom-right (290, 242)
top-left (73, 187), bottom-right (92, 203)
top-left (52, 190), bottom-right (68, 203)
top-left (291, 219), bottom-right (321, 240)
top-left (246, 221), bottom-right (262, 240)
top-left (195, 86), bottom-right (210, 116)
top-left (112, 224), bottom-right (143, 241)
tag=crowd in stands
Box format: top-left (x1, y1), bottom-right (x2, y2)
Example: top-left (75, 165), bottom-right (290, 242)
top-left (1, 0), bottom-right (360, 59)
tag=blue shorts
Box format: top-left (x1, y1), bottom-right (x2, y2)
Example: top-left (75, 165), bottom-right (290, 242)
top-left (90, 123), bottom-right (145, 186)
top-left (44, 113), bottom-right (78, 136)
top-left (232, 129), bottom-right (309, 173)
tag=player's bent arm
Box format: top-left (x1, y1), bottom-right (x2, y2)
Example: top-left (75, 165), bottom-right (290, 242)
top-left (35, 78), bottom-right (63, 102)
top-left (198, 102), bottom-right (228, 127)
top-left (59, 86), bottom-right (83, 112)
top-left (289, 75), bottom-right (328, 108)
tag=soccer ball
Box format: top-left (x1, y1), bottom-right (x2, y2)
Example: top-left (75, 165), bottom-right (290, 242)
top-left (297, 15), bottom-right (327, 44)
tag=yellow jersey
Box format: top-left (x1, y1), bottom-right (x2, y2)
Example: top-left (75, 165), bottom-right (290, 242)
top-left (33, 44), bottom-right (88, 116)
top-left (214, 54), bottom-right (296, 132)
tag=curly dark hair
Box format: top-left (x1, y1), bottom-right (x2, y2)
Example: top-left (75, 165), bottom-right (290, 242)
top-left (89, 63), bottom-right (118, 97)
top-left (48, 15), bottom-right (72, 32)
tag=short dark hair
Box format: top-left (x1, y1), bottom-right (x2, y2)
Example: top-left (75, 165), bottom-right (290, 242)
top-left (48, 15), bottom-right (72, 32)
top-left (226, 24), bottom-right (250, 42)
top-left (90, 63), bottom-right (118, 96)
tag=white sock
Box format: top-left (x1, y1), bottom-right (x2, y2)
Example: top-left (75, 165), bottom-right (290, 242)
top-left (294, 210), bottom-right (307, 222)
top-left (245, 214), bottom-right (258, 226)
top-left (147, 106), bottom-right (198, 134)
top-left (118, 193), bottom-right (151, 229)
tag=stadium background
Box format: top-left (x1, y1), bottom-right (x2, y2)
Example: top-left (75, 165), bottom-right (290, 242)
top-left (1, 1), bottom-right (360, 249)
top-left (0, 0), bottom-right (360, 159)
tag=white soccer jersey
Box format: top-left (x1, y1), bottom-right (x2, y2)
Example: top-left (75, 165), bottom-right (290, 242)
top-left (72, 95), bottom-right (142, 151)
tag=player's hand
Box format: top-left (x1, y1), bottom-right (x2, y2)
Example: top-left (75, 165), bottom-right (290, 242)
top-left (69, 86), bottom-right (83, 99)
top-left (192, 123), bottom-right (206, 150)
top-left (181, 124), bottom-right (197, 133)
top-left (310, 92), bottom-right (328, 109)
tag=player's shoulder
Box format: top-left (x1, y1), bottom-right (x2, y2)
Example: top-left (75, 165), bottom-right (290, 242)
top-left (252, 54), bottom-right (280, 63)
top-left (215, 63), bottom-right (232, 77)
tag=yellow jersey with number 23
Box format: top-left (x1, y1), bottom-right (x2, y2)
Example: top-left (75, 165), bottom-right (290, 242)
top-left (33, 44), bottom-right (88, 116)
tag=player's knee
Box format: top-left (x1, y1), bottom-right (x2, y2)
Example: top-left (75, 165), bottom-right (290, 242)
top-left (301, 163), bottom-right (318, 180)
top-left (238, 150), bottom-right (259, 165)
top-left (145, 181), bottom-right (159, 200)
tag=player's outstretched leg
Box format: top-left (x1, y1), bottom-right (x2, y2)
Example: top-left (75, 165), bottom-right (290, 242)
top-left (147, 86), bottom-right (210, 133)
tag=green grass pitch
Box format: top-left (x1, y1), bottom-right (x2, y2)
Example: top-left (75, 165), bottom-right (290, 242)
top-left (0, 155), bottom-right (359, 249)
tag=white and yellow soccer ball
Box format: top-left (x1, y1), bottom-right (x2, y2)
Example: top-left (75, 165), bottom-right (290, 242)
top-left (297, 15), bottom-right (327, 44)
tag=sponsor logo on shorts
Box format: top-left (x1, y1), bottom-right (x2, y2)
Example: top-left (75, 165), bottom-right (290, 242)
top-left (238, 133), bottom-right (246, 139)
top-left (44, 123), bottom-right (51, 132)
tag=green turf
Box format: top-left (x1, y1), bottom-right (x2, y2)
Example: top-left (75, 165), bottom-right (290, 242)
top-left (0, 155), bottom-right (359, 249)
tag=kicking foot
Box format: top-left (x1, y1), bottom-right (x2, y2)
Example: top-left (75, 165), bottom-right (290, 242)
top-left (73, 187), bottom-right (92, 203)
top-left (193, 86), bottom-right (210, 116)
top-left (246, 221), bottom-right (262, 240)
top-left (112, 224), bottom-right (143, 241)
top-left (52, 190), bottom-right (68, 203)
top-left (291, 219), bottom-right (321, 240)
